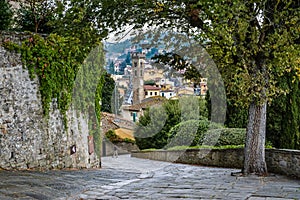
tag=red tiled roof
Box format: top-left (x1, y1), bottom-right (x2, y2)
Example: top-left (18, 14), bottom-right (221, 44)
top-left (161, 90), bottom-right (174, 93)
top-left (144, 85), bottom-right (161, 91)
top-left (124, 97), bottom-right (166, 111)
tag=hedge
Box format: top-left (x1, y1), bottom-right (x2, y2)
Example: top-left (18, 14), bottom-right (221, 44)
top-left (166, 119), bottom-right (224, 148)
top-left (202, 128), bottom-right (246, 146)
top-left (167, 119), bottom-right (245, 148)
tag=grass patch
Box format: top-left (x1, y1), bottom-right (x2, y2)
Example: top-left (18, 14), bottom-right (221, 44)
top-left (140, 144), bottom-right (273, 152)
top-left (167, 145), bottom-right (245, 151)
top-left (141, 148), bottom-right (162, 152)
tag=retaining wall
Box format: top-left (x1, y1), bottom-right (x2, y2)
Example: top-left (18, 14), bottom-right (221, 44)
top-left (0, 31), bottom-right (100, 170)
top-left (132, 148), bottom-right (300, 178)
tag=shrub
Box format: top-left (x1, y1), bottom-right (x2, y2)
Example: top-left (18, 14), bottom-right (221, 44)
top-left (105, 130), bottom-right (122, 143)
top-left (202, 128), bottom-right (246, 146)
top-left (166, 119), bottom-right (223, 148)
top-left (123, 138), bottom-right (135, 144)
top-left (105, 130), bottom-right (135, 144)
top-left (166, 145), bottom-right (245, 151)
top-left (134, 98), bottom-right (209, 150)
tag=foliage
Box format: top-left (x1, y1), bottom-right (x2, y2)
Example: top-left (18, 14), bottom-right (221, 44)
top-left (105, 130), bottom-right (122, 143)
top-left (166, 145), bottom-right (245, 151)
top-left (3, 0), bottom-right (108, 158)
top-left (4, 34), bottom-right (82, 121)
top-left (225, 99), bottom-right (248, 128)
top-left (144, 80), bottom-right (156, 86)
top-left (167, 119), bottom-right (209, 147)
top-left (0, 0), bottom-right (13, 30)
top-left (3, 33), bottom-right (106, 154)
top-left (50, 0), bottom-right (107, 49)
top-left (198, 1), bottom-right (300, 108)
top-left (267, 73), bottom-right (300, 150)
top-left (101, 73), bottom-right (115, 113)
top-left (107, 61), bottom-right (115, 74)
top-left (105, 130), bottom-right (135, 144)
top-left (94, 0), bottom-right (200, 36)
top-left (123, 138), bottom-right (136, 144)
top-left (202, 128), bottom-right (246, 147)
top-left (135, 105), bottom-right (169, 150)
top-left (167, 119), bottom-right (224, 148)
top-left (135, 97), bottom-right (208, 150)
top-left (94, 78), bottom-right (104, 157)
top-left (16, 0), bottom-right (56, 33)
top-left (98, 0), bottom-right (299, 175)
top-left (72, 45), bottom-right (106, 157)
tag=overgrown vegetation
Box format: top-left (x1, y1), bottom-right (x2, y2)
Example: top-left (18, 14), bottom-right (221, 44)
top-left (0, 0), bottom-right (13, 30)
top-left (4, 34), bottom-right (82, 123)
top-left (1, 0), bottom-right (108, 158)
top-left (16, 0), bottom-right (55, 33)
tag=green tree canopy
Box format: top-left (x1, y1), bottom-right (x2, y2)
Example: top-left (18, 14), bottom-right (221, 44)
top-left (0, 0), bottom-right (13, 30)
top-left (16, 0), bottom-right (56, 33)
top-left (95, 0), bottom-right (300, 176)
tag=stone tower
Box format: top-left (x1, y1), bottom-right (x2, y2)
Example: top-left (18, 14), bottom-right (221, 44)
top-left (131, 52), bottom-right (145, 105)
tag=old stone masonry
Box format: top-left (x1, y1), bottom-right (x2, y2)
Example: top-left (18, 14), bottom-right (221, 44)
top-left (0, 32), bottom-right (99, 170)
top-left (0, 155), bottom-right (299, 200)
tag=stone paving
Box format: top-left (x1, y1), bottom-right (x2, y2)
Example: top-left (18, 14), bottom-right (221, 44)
top-left (0, 154), bottom-right (299, 200)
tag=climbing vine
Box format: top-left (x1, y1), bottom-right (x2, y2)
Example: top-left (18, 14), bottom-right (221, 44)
top-left (3, 33), bottom-right (91, 125)
top-left (3, 33), bottom-right (106, 156)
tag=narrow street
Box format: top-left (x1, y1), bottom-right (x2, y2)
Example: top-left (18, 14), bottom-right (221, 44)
top-left (0, 154), bottom-right (299, 200)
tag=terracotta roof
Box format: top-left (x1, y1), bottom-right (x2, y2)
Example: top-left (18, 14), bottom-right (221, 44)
top-left (124, 97), bottom-right (165, 111)
top-left (144, 85), bottom-right (161, 91)
top-left (101, 112), bottom-right (135, 132)
top-left (161, 90), bottom-right (174, 93)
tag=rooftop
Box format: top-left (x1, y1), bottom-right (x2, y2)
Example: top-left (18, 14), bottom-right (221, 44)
top-left (144, 85), bottom-right (161, 91)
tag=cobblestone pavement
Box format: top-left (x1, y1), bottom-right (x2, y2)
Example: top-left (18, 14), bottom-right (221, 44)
top-left (0, 154), bottom-right (299, 200)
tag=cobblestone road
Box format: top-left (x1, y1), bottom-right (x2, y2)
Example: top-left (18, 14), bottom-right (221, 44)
top-left (0, 154), bottom-right (299, 200)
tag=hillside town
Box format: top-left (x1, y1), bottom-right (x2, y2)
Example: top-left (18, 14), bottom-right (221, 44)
top-left (105, 42), bottom-right (208, 122)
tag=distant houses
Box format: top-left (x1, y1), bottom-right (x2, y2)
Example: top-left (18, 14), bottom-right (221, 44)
top-left (105, 46), bottom-right (208, 122)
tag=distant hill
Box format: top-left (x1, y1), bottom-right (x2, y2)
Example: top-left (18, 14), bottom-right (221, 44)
top-left (105, 40), bottom-right (131, 54)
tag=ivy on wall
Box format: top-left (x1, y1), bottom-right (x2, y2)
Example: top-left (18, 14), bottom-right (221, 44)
top-left (72, 45), bottom-right (106, 157)
top-left (3, 33), bottom-right (103, 125)
top-left (3, 32), bottom-right (106, 157)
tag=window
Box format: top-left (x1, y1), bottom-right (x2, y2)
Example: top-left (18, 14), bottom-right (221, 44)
top-left (134, 62), bottom-right (137, 67)
top-left (155, 92), bottom-right (157, 95)
top-left (140, 70), bottom-right (143, 76)
top-left (161, 93), bottom-right (164, 97)
top-left (150, 92), bottom-right (153, 95)
top-left (145, 91), bottom-right (148, 95)
top-left (135, 70), bottom-right (137, 76)
top-left (170, 93), bottom-right (172, 96)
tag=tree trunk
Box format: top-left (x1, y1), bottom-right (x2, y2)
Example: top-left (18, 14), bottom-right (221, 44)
top-left (243, 101), bottom-right (268, 176)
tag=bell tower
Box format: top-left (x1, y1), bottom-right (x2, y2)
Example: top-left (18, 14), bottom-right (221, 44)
top-left (131, 52), bottom-right (145, 105)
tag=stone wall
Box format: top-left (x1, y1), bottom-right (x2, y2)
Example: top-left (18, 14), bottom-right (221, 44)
top-left (0, 33), bottom-right (100, 170)
top-left (102, 140), bottom-right (139, 157)
top-left (132, 149), bottom-right (300, 178)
